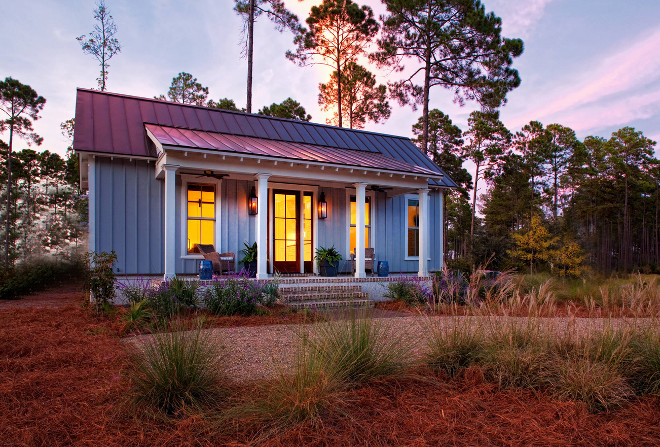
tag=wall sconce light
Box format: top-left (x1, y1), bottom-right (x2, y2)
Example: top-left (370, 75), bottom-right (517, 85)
top-left (248, 187), bottom-right (258, 215)
top-left (318, 191), bottom-right (327, 219)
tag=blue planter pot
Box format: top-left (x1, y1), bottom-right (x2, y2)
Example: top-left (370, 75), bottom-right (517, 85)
top-left (377, 261), bottom-right (389, 277)
top-left (199, 260), bottom-right (213, 280)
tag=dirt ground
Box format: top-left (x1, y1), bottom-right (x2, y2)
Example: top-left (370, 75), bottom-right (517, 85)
top-left (2, 285), bottom-right (660, 446)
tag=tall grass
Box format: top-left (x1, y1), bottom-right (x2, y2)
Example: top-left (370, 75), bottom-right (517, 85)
top-left (423, 314), bottom-right (660, 412)
top-left (430, 268), bottom-right (660, 318)
top-left (308, 312), bottom-right (410, 387)
top-left (244, 312), bottom-right (410, 424)
top-left (127, 322), bottom-right (225, 415)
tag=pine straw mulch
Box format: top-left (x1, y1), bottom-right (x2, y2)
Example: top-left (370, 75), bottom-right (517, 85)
top-left (2, 288), bottom-right (660, 446)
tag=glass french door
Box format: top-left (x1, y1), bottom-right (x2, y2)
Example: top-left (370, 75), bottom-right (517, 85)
top-left (272, 190), bottom-right (314, 274)
top-left (273, 191), bottom-right (300, 273)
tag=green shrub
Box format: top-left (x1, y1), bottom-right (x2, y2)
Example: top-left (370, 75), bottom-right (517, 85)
top-left (86, 251), bottom-right (118, 312)
top-left (127, 323), bottom-right (224, 415)
top-left (384, 279), bottom-right (431, 305)
top-left (122, 299), bottom-right (151, 331)
top-left (202, 276), bottom-right (262, 316)
top-left (308, 311), bottom-right (409, 387)
top-left (259, 276), bottom-right (280, 307)
top-left (166, 277), bottom-right (200, 308)
top-left (0, 255), bottom-right (87, 300)
top-left (143, 278), bottom-right (200, 324)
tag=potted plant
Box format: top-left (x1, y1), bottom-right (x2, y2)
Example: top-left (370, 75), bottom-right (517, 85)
top-left (315, 246), bottom-right (342, 277)
top-left (239, 242), bottom-right (258, 278)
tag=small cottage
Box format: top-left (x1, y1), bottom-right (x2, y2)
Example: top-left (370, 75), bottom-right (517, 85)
top-left (73, 89), bottom-right (456, 281)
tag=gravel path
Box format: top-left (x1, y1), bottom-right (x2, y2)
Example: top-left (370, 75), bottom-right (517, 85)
top-left (129, 314), bottom-right (645, 383)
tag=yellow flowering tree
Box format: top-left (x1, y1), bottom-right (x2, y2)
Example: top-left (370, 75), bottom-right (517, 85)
top-left (508, 215), bottom-right (557, 274)
top-left (553, 239), bottom-right (588, 278)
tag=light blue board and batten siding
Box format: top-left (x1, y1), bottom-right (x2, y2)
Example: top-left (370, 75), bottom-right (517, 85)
top-left (93, 157), bottom-right (164, 275)
top-left (92, 158), bottom-right (443, 275)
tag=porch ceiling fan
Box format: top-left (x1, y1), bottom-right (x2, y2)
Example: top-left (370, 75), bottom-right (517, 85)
top-left (185, 170), bottom-right (228, 180)
top-left (369, 185), bottom-right (392, 192)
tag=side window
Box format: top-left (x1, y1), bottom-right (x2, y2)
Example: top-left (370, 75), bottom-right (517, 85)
top-left (350, 196), bottom-right (371, 253)
top-left (407, 198), bottom-right (419, 257)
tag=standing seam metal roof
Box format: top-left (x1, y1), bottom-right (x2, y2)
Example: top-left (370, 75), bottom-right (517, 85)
top-left (73, 88), bottom-right (457, 188)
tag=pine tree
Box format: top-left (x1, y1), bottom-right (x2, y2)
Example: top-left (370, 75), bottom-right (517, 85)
top-left (287, 0), bottom-right (378, 127)
top-left (375, 0), bottom-right (523, 153)
top-left (77, 0), bottom-right (121, 91)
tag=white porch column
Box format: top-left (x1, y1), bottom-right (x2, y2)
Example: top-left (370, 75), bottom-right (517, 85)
top-left (418, 188), bottom-right (429, 277)
top-left (256, 174), bottom-right (270, 279)
top-left (163, 164), bottom-right (179, 279)
top-left (88, 156), bottom-right (96, 254)
top-left (355, 182), bottom-right (367, 278)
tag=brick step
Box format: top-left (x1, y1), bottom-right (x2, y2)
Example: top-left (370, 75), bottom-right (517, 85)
top-left (287, 299), bottom-right (374, 309)
top-left (283, 292), bottom-right (368, 302)
top-left (279, 285), bottom-right (362, 295)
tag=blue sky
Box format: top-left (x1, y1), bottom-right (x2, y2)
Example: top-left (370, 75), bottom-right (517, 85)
top-left (2, 0), bottom-right (660, 159)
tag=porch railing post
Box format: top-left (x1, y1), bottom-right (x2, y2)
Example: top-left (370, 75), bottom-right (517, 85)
top-left (418, 188), bottom-right (429, 277)
top-left (355, 182), bottom-right (367, 278)
top-left (163, 164), bottom-right (179, 280)
top-left (256, 173), bottom-right (270, 279)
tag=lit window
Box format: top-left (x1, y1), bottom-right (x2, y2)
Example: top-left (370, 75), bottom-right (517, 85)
top-left (187, 184), bottom-right (215, 253)
top-left (350, 196), bottom-right (371, 254)
top-left (303, 193), bottom-right (313, 262)
top-left (407, 198), bottom-right (419, 257)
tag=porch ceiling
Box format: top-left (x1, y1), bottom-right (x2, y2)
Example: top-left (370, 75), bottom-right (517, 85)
top-left (146, 124), bottom-right (440, 177)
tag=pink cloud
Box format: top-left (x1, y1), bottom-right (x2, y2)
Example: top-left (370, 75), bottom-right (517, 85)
top-left (510, 27), bottom-right (660, 127)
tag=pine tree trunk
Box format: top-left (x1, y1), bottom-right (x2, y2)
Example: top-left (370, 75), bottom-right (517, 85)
top-left (5, 124), bottom-right (13, 267)
top-left (470, 160), bottom-right (481, 253)
top-left (421, 49), bottom-right (431, 155)
top-left (246, 0), bottom-right (254, 113)
top-left (624, 175), bottom-right (629, 270)
top-left (554, 167), bottom-right (558, 220)
top-left (336, 45), bottom-right (342, 127)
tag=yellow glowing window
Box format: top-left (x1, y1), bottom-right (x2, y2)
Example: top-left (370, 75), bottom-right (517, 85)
top-left (303, 193), bottom-right (312, 262)
top-left (407, 198), bottom-right (419, 257)
top-left (187, 184), bottom-right (215, 253)
top-left (350, 196), bottom-right (371, 254)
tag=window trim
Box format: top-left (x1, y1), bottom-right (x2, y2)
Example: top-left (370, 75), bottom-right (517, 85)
top-left (180, 174), bottom-right (222, 260)
top-left (345, 189), bottom-right (375, 260)
top-left (404, 193), bottom-right (431, 261)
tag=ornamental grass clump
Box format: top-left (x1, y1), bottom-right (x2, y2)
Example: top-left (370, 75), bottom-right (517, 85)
top-left (424, 316), bottom-right (485, 378)
top-left (624, 328), bottom-right (660, 395)
top-left (249, 339), bottom-right (340, 425)
top-left (246, 312), bottom-right (409, 425)
top-left (309, 311), bottom-right (410, 387)
top-left (548, 356), bottom-right (633, 412)
top-left (127, 323), bottom-right (224, 415)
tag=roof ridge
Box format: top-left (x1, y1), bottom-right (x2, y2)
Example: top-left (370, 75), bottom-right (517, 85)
top-left (75, 87), bottom-right (414, 141)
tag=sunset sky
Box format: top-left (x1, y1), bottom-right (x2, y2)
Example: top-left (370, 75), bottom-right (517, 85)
top-left (2, 0), bottom-right (659, 159)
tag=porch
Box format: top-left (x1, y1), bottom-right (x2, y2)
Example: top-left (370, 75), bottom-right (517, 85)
top-left (147, 128), bottom-right (444, 281)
